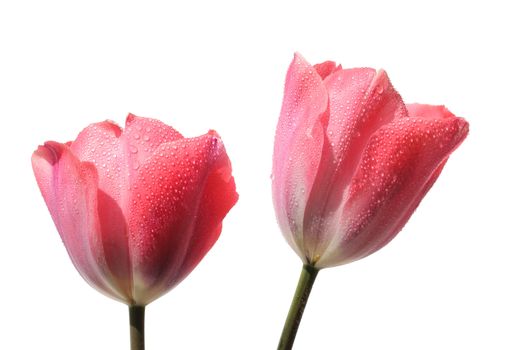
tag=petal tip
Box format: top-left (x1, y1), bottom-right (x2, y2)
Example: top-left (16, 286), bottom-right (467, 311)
top-left (126, 113), bottom-right (139, 126)
top-left (203, 130), bottom-right (224, 152)
top-left (293, 51), bottom-right (304, 60)
top-left (33, 141), bottom-right (65, 165)
top-left (456, 117), bottom-right (469, 140)
top-left (292, 52), bottom-right (310, 67)
top-left (371, 68), bottom-right (392, 91)
top-left (207, 129), bottom-right (219, 137)
top-left (101, 119), bottom-right (123, 137)
top-left (314, 60), bottom-right (339, 79)
top-left (407, 104), bottom-right (458, 120)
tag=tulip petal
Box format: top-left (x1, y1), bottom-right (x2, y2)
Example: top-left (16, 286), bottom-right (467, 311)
top-left (318, 105), bottom-right (468, 267)
top-left (272, 53), bottom-right (329, 260)
top-left (70, 121), bottom-right (133, 298)
top-left (123, 113), bottom-right (184, 169)
top-left (128, 132), bottom-right (236, 304)
top-left (70, 120), bottom-right (128, 210)
top-left (32, 142), bottom-right (131, 302)
top-left (303, 68), bottom-right (408, 262)
top-left (314, 61), bottom-right (341, 80)
top-left (158, 135), bottom-right (237, 293)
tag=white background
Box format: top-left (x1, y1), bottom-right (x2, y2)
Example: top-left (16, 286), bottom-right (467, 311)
top-left (1, 1), bottom-right (524, 349)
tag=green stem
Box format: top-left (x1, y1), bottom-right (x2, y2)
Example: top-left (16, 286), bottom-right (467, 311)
top-left (278, 264), bottom-right (319, 350)
top-left (129, 305), bottom-right (145, 350)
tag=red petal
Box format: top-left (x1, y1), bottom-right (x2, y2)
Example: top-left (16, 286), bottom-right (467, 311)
top-left (128, 132), bottom-right (237, 303)
top-left (319, 106), bottom-right (468, 267)
top-left (159, 135), bottom-right (237, 292)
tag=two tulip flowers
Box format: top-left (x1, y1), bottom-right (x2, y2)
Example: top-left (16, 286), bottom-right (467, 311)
top-left (32, 54), bottom-right (468, 350)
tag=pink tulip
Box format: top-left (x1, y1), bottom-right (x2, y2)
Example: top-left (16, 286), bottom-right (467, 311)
top-left (32, 114), bottom-right (238, 306)
top-left (273, 53), bottom-right (469, 269)
top-left (275, 53), bottom-right (469, 350)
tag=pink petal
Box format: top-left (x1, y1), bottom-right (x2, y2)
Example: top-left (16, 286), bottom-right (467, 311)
top-left (32, 142), bottom-right (131, 302)
top-left (155, 133), bottom-right (237, 295)
top-left (69, 121), bottom-right (133, 299)
top-left (70, 120), bottom-right (128, 212)
top-left (318, 106), bottom-right (468, 267)
top-left (314, 61), bottom-right (340, 80)
top-left (128, 132), bottom-right (237, 304)
top-left (302, 69), bottom-right (408, 262)
top-left (272, 53), bottom-right (330, 260)
top-left (123, 113), bottom-right (184, 169)
top-left (406, 103), bottom-right (457, 120)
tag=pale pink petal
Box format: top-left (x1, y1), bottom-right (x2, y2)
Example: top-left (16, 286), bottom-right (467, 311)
top-left (272, 53), bottom-right (329, 261)
top-left (318, 106), bottom-right (468, 267)
top-left (32, 142), bottom-right (131, 302)
top-left (70, 121), bottom-right (133, 299)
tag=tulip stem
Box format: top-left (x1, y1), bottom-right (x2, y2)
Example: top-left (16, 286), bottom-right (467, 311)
top-left (129, 305), bottom-right (145, 350)
top-left (278, 264), bottom-right (319, 350)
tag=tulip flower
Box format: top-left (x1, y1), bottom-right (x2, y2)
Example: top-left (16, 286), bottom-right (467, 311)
top-left (32, 114), bottom-right (238, 350)
top-left (273, 54), bottom-right (468, 349)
